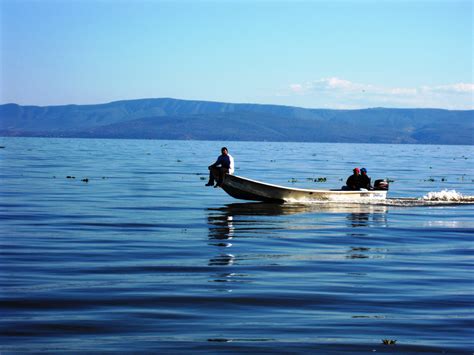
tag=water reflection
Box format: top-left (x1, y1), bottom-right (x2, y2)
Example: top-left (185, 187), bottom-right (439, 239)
top-left (208, 254), bottom-right (235, 266)
top-left (346, 246), bottom-right (388, 260)
top-left (347, 213), bottom-right (370, 227)
top-left (206, 202), bottom-right (389, 289)
top-left (207, 213), bottom-right (234, 247)
top-left (208, 202), bottom-right (312, 218)
top-left (347, 209), bottom-right (388, 228)
top-left (207, 208), bottom-right (239, 291)
top-left (344, 208), bottom-right (388, 261)
top-left (209, 202), bottom-right (388, 217)
top-left (206, 203), bottom-right (310, 291)
top-left (346, 246), bottom-right (371, 259)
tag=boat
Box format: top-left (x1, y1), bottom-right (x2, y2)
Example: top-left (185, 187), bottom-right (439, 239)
top-left (220, 174), bottom-right (388, 203)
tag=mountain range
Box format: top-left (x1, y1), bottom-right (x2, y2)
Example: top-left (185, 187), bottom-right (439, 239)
top-left (0, 98), bottom-right (472, 144)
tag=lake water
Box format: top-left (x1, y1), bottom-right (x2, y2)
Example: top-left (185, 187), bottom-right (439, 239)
top-left (1, 137), bottom-right (473, 353)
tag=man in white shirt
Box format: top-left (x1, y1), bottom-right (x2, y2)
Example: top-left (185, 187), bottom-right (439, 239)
top-left (206, 147), bottom-right (234, 188)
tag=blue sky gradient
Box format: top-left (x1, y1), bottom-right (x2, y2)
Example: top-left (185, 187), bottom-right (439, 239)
top-left (1, 0), bottom-right (472, 109)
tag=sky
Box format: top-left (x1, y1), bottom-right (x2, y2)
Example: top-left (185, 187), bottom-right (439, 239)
top-left (0, 0), bottom-right (472, 109)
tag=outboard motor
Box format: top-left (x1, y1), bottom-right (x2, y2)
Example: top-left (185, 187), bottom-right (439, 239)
top-left (374, 179), bottom-right (389, 190)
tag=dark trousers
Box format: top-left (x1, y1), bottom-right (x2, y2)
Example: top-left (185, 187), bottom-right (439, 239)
top-left (208, 166), bottom-right (229, 186)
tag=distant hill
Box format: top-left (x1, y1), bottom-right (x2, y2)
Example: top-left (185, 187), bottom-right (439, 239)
top-left (0, 98), bottom-right (472, 144)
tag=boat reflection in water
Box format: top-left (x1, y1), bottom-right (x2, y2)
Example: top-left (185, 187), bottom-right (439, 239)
top-left (211, 201), bottom-right (385, 215)
top-left (206, 202), bottom-right (388, 290)
top-left (346, 209), bottom-right (388, 228)
top-left (207, 208), bottom-right (237, 291)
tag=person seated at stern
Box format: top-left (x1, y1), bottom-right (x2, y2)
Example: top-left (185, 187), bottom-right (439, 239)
top-left (358, 167), bottom-right (372, 190)
top-left (206, 147), bottom-right (234, 188)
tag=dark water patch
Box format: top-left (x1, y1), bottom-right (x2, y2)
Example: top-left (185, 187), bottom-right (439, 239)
top-left (112, 205), bottom-right (204, 211)
top-left (46, 221), bottom-right (207, 232)
top-left (0, 212), bottom-right (62, 221)
top-left (2, 320), bottom-right (124, 336)
top-left (0, 340), bottom-right (465, 354)
top-left (0, 202), bottom-right (44, 209)
top-left (75, 264), bottom-right (217, 275)
top-left (3, 292), bottom-right (444, 312)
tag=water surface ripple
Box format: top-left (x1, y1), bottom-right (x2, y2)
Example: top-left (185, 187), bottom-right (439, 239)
top-left (1, 138), bottom-right (473, 353)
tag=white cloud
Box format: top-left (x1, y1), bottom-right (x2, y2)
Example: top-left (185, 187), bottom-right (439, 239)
top-left (310, 77), bottom-right (369, 92)
top-left (325, 77), bottom-right (355, 90)
top-left (289, 84), bottom-right (304, 93)
top-left (423, 83), bottom-right (474, 94)
top-left (286, 77), bottom-right (474, 109)
top-left (386, 87), bottom-right (418, 95)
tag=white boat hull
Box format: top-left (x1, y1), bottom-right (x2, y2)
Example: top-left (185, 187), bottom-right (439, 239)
top-left (221, 174), bottom-right (387, 203)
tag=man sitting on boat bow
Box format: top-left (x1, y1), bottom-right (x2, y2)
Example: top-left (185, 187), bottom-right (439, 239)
top-left (206, 147), bottom-right (234, 188)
